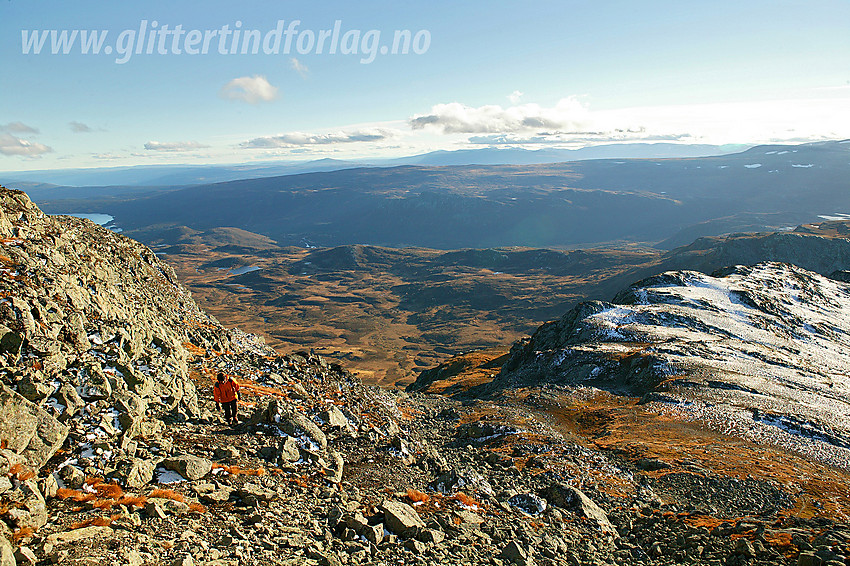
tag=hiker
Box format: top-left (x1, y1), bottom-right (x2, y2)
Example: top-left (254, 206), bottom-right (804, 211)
top-left (213, 373), bottom-right (240, 426)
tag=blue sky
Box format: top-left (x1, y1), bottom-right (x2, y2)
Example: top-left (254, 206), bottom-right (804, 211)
top-left (1, 0), bottom-right (849, 172)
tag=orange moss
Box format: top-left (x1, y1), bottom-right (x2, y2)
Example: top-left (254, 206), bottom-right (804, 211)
top-left (12, 527), bottom-right (34, 542)
top-left (406, 489), bottom-right (430, 503)
top-left (188, 503), bottom-right (207, 513)
top-left (8, 463), bottom-right (35, 481)
top-left (451, 492), bottom-right (481, 509)
top-left (149, 489), bottom-right (185, 503)
top-left (211, 464), bottom-right (266, 476)
top-left (117, 495), bottom-right (148, 508)
top-left (93, 482), bottom-right (124, 499)
top-left (56, 488), bottom-right (96, 503)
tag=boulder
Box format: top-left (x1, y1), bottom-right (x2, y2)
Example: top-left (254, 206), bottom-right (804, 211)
top-left (5, 479), bottom-right (47, 530)
top-left (544, 483), bottom-right (615, 534)
top-left (0, 536), bottom-right (14, 566)
top-left (381, 500), bottom-right (425, 536)
top-left (281, 411), bottom-right (327, 451)
top-left (163, 455), bottom-right (211, 481)
top-left (113, 458), bottom-right (155, 488)
top-left (0, 385), bottom-right (69, 470)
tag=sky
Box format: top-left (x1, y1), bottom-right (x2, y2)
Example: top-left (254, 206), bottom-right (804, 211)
top-left (1, 0), bottom-right (849, 172)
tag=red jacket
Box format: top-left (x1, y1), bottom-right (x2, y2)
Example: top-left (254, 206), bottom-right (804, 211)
top-left (214, 378), bottom-right (239, 403)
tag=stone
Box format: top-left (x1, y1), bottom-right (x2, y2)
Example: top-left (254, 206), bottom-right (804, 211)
top-left (501, 541), bottom-right (533, 564)
top-left (163, 455), bottom-right (212, 481)
top-left (403, 539), bottom-right (427, 554)
top-left (0, 537), bottom-right (14, 566)
top-left (508, 493), bottom-right (547, 515)
top-left (362, 523), bottom-right (384, 546)
top-left (6, 479), bottom-right (47, 530)
top-left (45, 525), bottom-right (114, 547)
top-left (171, 555), bottom-right (194, 566)
top-left (58, 464), bottom-right (86, 489)
top-left (544, 483), bottom-right (615, 534)
top-left (0, 385), bottom-right (69, 470)
top-left (114, 458), bottom-right (155, 488)
top-left (382, 500), bottom-right (425, 536)
top-left (281, 411), bottom-right (327, 451)
top-left (145, 500), bottom-right (167, 519)
top-left (15, 546), bottom-right (38, 565)
top-left (279, 437), bottom-right (300, 463)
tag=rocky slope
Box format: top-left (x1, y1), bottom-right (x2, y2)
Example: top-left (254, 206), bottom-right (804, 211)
top-left (495, 262), bottom-right (850, 470)
top-left (2, 186), bottom-right (850, 566)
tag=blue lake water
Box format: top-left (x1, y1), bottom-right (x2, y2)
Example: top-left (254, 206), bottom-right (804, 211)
top-left (230, 265), bottom-right (261, 276)
top-left (67, 213), bottom-right (114, 225)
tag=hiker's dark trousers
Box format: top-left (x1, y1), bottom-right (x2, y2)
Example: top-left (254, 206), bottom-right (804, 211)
top-left (223, 400), bottom-right (237, 422)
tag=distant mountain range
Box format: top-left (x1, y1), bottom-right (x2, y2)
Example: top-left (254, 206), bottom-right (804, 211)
top-left (15, 139), bottom-right (847, 250)
top-left (2, 142), bottom-right (741, 187)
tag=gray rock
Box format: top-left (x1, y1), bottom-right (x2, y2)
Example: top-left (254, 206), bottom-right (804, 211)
top-left (508, 493), bottom-right (547, 515)
top-left (281, 411), bottom-right (327, 451)
top-left (0, 385), bottom-right (69, 470)
top-left (53, 383), bottom-right (85, 420)
top-left (0, 536), bottom-right (14, 566)
top-left (16, 374), bottom-right (52, 402)
top-left (382, 499), bottom-right (425, 536)
top-left (501, 541), bottom-right (533, 565)
top-left (279, 436), bottom-right (300, 463)
top-left (544, 483), bottom-right (615, 534)
top-left (114, 458), bottom-right (155, 488)
top-left (163, 455), bottom-right (212, 481)
top-left (15, 546), bottom-right (37, 565)
top-left (145, 500), bottom-right (167, 519)
top-left (58, 464), bottom-right (86, 489)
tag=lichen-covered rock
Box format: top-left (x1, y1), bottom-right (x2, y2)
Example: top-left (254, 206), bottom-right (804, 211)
top-left (0, 386), bottom-right (68, 470)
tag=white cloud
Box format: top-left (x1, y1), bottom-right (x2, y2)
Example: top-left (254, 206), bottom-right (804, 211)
top-left (0, 121), bottom-right (39, 134)
top-left (508, 90), bottom-right (524, 104)
top-left (290, 58), bottom-right (309, 78)
top-left (220, 75), bottom-right (279, 104)
top-left (0, 133), bottom-right (52, 156)
top-left (144, 140), bottom-right (210, 152)
top-left (409, 97), bottom-right (594, 134)
top-left (241, 128), bottom-right (399, 148)
top-left (69, 121), bottom-right (92, 133)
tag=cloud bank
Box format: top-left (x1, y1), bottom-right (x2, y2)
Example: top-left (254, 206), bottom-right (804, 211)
top-left (0, 133), bottom-right (52, 156)
top-left (144, 141), bottom-right (210, 152)
top-left (242, 128), bottom-right (399, 148)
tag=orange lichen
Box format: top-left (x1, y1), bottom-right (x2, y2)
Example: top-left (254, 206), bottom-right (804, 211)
top-left (149, 489), bottom-right (185, 503)
top-left (11, 527), bottom-right (34, 542)
top-left (211, 464), bottom-right (266, 476)
top-left (451, 492), bottom-right (481, 509)
top-left (117, 495), bottom-right (148, 508)
top-left (8, 463), bottom-right (35, 481)
top-left (406, 489), bottom-right (430, 503)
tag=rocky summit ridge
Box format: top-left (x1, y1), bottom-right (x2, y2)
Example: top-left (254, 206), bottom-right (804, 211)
top-left (1, 186), bottom-right (850, 566)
